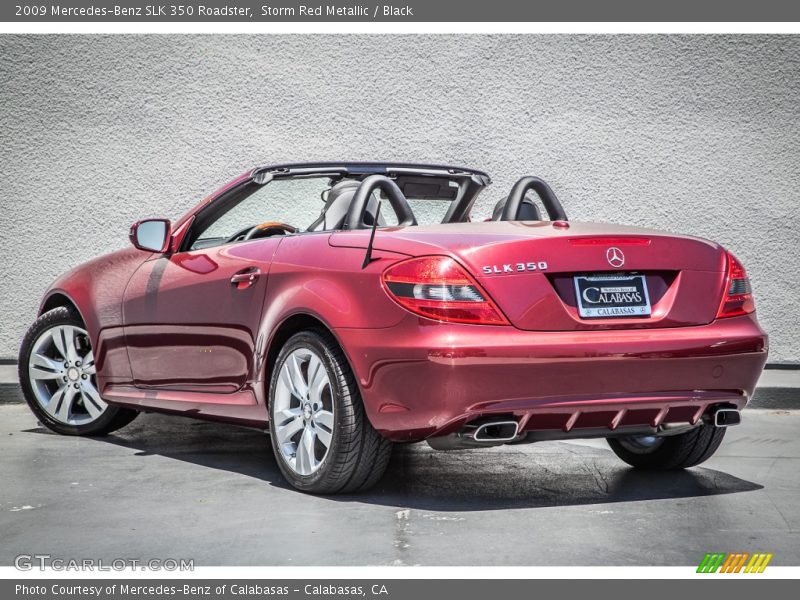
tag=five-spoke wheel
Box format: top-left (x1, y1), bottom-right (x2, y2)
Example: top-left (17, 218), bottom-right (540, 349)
top-left (28, 324), bottom-right (106, 425)
top-left (19, 306), bottom-right (138, 436)
top-left (268, 330), bottom-right (392, 494)
top-left (272, 348), bottom-right (335, 476)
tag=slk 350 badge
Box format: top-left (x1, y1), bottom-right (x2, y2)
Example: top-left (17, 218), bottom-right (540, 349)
top-left (482, 261), bottom-right (548, 274)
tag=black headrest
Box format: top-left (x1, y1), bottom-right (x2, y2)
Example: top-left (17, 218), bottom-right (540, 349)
top-left (492, 196), bottom-right (542, 221)
top-left (327, 179), bottom-right (362, 203)
top-left (307, 179), bottom-right (384, 231)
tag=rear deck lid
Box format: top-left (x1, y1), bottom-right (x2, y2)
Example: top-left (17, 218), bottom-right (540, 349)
top-left (330, 221), bottom-right (728, 330)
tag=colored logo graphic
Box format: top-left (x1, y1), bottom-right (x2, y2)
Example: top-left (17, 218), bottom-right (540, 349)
top-left (697, 552), bottom-right (773, 573)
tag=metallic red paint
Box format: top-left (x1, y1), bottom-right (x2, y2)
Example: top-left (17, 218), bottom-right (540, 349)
top-left (37, 167), bottom-right (769, 441)
top-left (334, 312), bottom-right (766, 441)
top-left (122, 237), bottom-right (282, 392)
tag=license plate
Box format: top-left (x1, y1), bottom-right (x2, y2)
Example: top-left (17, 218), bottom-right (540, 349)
top-left (573, 274), bottom-right (651, 318)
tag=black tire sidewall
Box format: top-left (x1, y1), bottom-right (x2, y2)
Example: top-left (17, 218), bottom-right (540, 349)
top-left (607, 435), bottom-right (676, 469)
top-left (267, 330), bottom-right (355, 492)
top-left (608, 425), bottom-right (726, 470)
top-left (19, 307), bottom-right (127, 436)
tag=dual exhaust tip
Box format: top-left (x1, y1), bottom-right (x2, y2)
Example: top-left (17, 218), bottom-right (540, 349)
top-left (472, 409), bottom-right (742, 435)
top-left (427, 419), bottom-right (520, 450)
top-left (429, 407), bottom-right (741, 451)
top-left (713, 408), bottom-right (741, 428)
top-left (472, 420), bottom-right (520, 442)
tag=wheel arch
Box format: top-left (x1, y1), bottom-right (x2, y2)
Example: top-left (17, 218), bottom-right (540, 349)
top-left (262, 312), bottom-right (360, 408)
top-left (39, 290), bottom-right (86, 323)
top-left (265, 312), bottom-right (337, 382)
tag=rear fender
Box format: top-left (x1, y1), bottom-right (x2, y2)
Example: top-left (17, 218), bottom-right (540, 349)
top-left (255, 234), bottom-right (410, 392)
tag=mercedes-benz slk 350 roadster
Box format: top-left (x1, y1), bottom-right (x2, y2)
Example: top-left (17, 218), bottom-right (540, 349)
top-left (19, 162), bottom-right (768, 493)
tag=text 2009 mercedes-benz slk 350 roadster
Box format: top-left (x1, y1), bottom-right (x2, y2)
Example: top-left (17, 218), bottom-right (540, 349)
top-left (19, 162), bottom-right (768, 493)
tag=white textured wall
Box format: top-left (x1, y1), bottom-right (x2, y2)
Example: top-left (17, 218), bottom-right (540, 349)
top-left (1, 35), bottom-right (798, 361)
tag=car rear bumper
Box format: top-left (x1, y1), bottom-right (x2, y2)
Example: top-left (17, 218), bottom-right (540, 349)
top-left (334, 314), bottom-right (768, 442)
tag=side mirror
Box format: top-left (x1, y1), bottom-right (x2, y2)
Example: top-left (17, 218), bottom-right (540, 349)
top-left (130, 219), bottom-right (171, 253)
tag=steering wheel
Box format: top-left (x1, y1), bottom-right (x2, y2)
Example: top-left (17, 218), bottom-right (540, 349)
top-left (224, 222), bottom-right (297, 244)
top-left (343, 175), bottom-right (417, 230)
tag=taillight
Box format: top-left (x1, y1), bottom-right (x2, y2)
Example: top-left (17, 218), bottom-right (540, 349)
top-left (382, 256), bottom-right (509, 325)
top-left (717, 251), bottom-right (755, 318)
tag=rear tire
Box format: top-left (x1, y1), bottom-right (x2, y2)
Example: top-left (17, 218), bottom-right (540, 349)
top-left (19, 306), bottom-right (139, 436)
top-left (268, 329), bottom-right (391, 494)
top-left (607, 425), bottom-right (726, 470)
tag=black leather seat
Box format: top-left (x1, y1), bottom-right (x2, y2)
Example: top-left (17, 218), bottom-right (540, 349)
top-left (491, 195), bottom-right (542, 221)
top-left (307, 180), bottom-right (385, 231)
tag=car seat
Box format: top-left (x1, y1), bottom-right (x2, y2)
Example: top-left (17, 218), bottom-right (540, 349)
top-left (307, 180), bottom-right (386, 231)
top-left (491, 196), bottom-right (542, 221)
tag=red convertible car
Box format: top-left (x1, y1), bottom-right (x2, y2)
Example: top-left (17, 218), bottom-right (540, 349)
top-left (19, 162), bottom-right (768, 493)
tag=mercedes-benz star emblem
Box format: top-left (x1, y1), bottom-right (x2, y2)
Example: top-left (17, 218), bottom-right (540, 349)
top-left (606, 247), bottom-right (625, 268)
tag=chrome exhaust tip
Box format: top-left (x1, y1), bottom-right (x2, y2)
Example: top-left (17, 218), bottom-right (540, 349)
top-left (426, 419), bottom-right (521, 450)
top-left (713, 408), bottom-right (741, 428)
top-left (473, 420), bottom-right (520, 442)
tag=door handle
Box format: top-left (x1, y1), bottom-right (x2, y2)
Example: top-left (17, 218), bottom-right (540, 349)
top-left (231, 268), bottom-right (261, 288)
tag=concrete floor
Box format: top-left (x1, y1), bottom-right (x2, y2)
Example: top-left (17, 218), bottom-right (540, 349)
top-left (1, 402), bottom-right (799, 566)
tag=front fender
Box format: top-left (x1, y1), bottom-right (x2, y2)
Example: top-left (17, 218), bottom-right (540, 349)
top-left (38, 247), bottom-right (151, 386)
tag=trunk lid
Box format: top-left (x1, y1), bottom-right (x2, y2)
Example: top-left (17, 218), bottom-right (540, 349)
top-left (329, 221), bottom-right (728, 330)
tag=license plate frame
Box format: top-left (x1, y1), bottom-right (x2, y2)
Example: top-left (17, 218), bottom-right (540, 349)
top-left (573, 274), bottom-right (652, 319)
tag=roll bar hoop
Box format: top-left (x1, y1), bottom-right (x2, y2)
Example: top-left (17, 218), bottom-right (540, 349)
top-left (344, 175), bottom-right (418, 230)
top-left (501, 176), bottom-right (567, 222)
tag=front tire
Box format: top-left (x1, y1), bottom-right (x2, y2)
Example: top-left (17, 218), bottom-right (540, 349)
top-left (19, 306), bottom-right (139, 436)
top-left (607, 425), bottom-right (726, 470)
top-left (268, 330), bottom-right (391, 494)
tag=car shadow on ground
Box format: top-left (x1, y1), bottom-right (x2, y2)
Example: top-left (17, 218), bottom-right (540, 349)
top-left (23, 412), bottom-right (763, 512)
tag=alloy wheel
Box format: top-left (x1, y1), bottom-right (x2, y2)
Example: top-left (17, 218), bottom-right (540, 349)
top-left (27, 324), bottom-right (107, 425)
top-left (272, 347), bottom-right (335, 476)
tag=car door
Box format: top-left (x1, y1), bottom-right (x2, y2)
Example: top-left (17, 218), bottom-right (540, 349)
top-left (122, 237), bottom-right (281, 394)
top-left (120, 174), bottom-right (335, 397)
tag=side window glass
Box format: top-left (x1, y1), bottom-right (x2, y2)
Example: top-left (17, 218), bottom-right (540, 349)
top-left (190, 178), bottom-right (329, 250)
